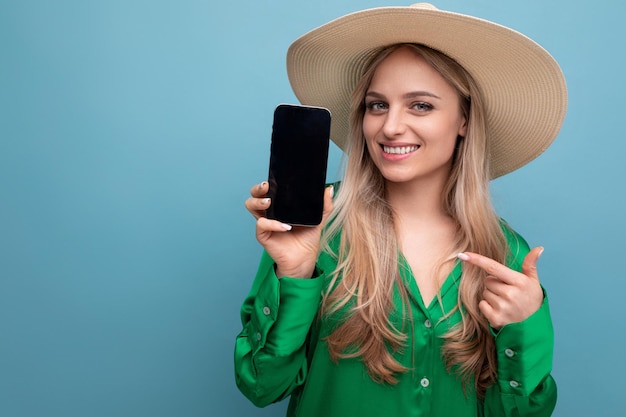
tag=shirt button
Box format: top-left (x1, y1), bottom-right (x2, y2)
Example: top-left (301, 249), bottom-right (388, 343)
top-left (420, 377), bottom-right (430, 388)
top-left (262, 306), bottom-right (271, 316)
top-left (509, 380), bottom-right (520, 388)
top-left (505, 348), bottom-right (515, 358)
top-left (255, 332), bottom-right (262, 341)
top-left (424, 319), bottom-right (432, 328)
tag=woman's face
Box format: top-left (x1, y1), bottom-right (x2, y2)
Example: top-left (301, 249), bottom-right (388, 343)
top-left (362, 46), bottom-right (467, 187)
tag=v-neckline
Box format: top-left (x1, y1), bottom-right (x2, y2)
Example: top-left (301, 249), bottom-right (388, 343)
top-left (398, 254), bottom-right (463, 311)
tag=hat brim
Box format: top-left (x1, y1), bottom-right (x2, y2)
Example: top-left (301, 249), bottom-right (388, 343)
top-left (286, 5), bottom-right (567, 178)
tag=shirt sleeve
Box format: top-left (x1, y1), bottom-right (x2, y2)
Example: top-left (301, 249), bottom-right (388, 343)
top-left (483, 294), bottom-right (557, 417)
top-left (234, 250), bottom-right (324, 407)
top-left (483, 223), bottom-right (557, 416)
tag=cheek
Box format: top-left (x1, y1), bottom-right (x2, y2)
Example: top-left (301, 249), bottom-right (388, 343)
top-left (362, 115), bottom-right (376, 140)
top-left (364, 136), bottom-right (378, 161)
top-left (431, 116), bottom-right (465, 145)
top-left (362, 117), bottom-right (378, 150)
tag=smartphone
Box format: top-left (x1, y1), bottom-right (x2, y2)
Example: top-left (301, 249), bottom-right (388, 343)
top-left (266, 104), bottom-right (331, 226)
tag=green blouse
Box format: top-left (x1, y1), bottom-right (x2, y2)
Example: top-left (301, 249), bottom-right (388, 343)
top-left (234, 227), bottom-right (556, 417)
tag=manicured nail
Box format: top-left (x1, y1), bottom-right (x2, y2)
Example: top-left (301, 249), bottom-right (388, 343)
top-left (329, 185), bottom-right (334, 198)
top-left (258, 181), bottom-right (267, 190)
top-left (457, 253), bottom-right (470, 261)
top-left (262, 198), bottom-right (270, 205)
top-left (281, 223), bottom-right (292, 231)
top-left (537, 247), bottom-right (545, 258)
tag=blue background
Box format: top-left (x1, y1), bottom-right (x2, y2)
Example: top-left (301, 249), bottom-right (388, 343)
top-left (1, 0), bottom-right (624, 416)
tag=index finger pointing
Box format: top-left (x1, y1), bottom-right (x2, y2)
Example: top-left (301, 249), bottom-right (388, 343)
top-left (457, 252), bottom-right (519, 285)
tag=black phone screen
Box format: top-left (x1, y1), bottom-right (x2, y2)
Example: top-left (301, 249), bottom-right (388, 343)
top-left (266, 104), bottom-right (331, 226)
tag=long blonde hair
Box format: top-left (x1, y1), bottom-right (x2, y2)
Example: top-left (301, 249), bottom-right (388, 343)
top-left (320, 43), bottom-right (507, 397)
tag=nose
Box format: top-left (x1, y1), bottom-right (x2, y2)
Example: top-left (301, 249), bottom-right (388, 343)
top-left (382, 106), bottom-right (406, 138)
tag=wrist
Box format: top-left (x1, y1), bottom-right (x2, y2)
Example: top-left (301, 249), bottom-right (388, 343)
top-left (275, 263), bottom-right (316, 279)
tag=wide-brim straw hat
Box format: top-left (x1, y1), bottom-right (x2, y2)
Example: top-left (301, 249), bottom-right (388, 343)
top-left (286, 3), bottom-right (568, 178)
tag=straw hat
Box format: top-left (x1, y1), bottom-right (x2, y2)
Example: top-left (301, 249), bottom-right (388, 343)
top-left (286, 3), bottom-right (567, 178)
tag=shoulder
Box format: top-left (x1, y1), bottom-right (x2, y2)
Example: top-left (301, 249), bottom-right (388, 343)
top-left (499, 219), bottom-right (530, 272)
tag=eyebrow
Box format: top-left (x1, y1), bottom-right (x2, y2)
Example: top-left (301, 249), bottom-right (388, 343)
top-left (365, 90), bottom-right (441, 100)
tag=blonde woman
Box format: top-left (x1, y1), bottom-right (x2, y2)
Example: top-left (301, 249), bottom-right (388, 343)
top-left (236, 4), bottom-right (567, 417)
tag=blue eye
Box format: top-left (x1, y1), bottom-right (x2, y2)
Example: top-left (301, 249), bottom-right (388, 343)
top-left (413, 102), bottom-right (433, 111)
top-left (366, 101), bottom-right (387, 112)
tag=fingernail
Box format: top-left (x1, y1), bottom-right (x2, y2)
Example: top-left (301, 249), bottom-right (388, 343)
top-left (259, 181), bottom-right (267, 190)
top-left (262, 198), bottom-right (270, 205)
top-left (537, 247), bottom-right (545, 258)
top-left (329, 185), bottom-right (334, 198)
top-left (457, 253), bottom-right (470, 261)
top-left (281, 223), bottom-right (292, 231)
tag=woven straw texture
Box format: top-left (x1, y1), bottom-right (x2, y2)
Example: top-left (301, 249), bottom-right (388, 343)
top-left (287, 4), bottom-right (568, 178)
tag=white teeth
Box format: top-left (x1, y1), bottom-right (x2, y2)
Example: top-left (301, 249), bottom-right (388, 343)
top-left (383, 145), bottom-right (420, 154)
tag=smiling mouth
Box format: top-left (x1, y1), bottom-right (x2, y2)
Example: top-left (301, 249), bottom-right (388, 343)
top-left (382, 145), bottom-right (421, 155)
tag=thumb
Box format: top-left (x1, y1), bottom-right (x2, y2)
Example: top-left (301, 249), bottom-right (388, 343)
top-left (321, 184), bottom-right (335, 222)
top-left (522, 246), bottom-right (544, 281)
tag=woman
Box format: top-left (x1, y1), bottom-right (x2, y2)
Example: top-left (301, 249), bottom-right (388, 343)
top-left (235, 4), bottom-right (567, 417)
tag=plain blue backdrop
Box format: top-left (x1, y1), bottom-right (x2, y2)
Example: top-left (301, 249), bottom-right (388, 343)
top-left (1, 0), bottom-right (624, 416)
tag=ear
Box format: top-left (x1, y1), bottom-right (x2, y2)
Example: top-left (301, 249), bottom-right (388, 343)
top-left (458, 116), bottom-right (468, 138)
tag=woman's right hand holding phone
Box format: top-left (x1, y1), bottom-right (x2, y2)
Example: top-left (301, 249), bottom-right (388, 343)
top-left (245, 181), bottom-right (334, 279)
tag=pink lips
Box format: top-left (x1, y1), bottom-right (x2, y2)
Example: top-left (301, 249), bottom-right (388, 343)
top-left (380, 144), bottom-right (420, 161)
